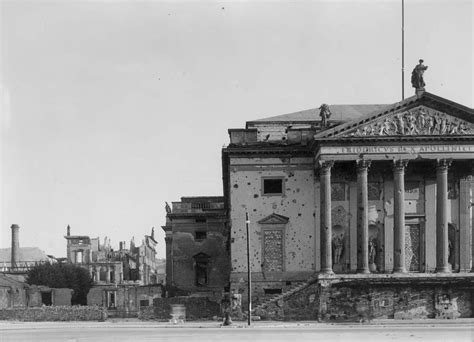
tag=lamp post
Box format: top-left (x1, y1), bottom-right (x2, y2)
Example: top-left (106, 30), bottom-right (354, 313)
top-left (246, 211), bottom-right (252, 326)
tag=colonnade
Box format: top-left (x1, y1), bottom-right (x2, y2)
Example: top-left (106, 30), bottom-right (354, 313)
top-left (89, 264), bottom-right (123, 284)
top-left (318, 158), bottom-right (452, 274)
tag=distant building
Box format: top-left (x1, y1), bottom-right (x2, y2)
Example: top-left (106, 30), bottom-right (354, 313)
top-left (64, 225), bottom-right (161, 286)
top-left (0, 224), bottom-right (54, 281)
top-left (162, 197), bottom-right (230, 295)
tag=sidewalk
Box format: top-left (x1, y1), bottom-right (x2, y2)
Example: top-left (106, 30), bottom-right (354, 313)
top-left (0, 318), bottom-right (473, 330)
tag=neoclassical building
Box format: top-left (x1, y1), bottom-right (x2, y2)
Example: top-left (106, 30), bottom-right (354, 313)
top-left (223, 90), bottom-right (474, 319)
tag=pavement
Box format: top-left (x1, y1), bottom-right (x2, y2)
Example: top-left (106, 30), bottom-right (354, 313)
top-left (1, 317), bottom-right (473, 330)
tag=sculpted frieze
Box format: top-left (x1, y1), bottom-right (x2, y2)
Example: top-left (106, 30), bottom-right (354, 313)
top-left (344, 106), bottom-right (473, 137)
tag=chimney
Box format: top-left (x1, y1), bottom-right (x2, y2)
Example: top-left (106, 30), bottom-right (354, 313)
top-left (11, 224), bottom-right (20, 268)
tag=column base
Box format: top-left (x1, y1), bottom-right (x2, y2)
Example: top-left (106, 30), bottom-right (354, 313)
top-left (319, 268), bottom-right (334, 275)
top-left (392, 267), bottom-right (407, 274)
top-left (356, 268), bottom-right (370, 274)
top-left (436, 266), bottom-right (451, 273)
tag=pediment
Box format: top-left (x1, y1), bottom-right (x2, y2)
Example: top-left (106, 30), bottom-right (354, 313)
top-left (315, 93), bottom-right (474, 139)
top-left (258, 213), bottom-right (289, 225)
top-left (340, 106), bottom-right (474, 138)
top-left (193, 252), bottom-right (210, 260)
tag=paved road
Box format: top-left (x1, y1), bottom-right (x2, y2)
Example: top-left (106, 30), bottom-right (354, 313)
top-left (1, 322), bottom-right (473, 342)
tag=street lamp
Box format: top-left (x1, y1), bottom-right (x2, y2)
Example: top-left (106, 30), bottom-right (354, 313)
top-left (246, 211), bottom-right (252, 326)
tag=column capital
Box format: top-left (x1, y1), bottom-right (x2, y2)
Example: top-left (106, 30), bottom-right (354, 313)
top-left (436, 159), bottom-right (452, 171)
top-left (356, 159), bottom-right (372, 172)
top-left (392, 159), bottom-right (409, 172)
top-left (318, 160), bottom-right (335, 175)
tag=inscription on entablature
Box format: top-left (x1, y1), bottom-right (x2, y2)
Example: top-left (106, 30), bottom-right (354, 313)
top-left (343, 106), bottom-right (473, 137)
top-left (331, 144), bottom-right (474, 155)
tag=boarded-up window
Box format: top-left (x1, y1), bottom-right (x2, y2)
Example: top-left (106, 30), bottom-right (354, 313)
top-left (368, 182), bottom-right (381, 200)
top-left (331, 183), bottom-right (346, 201)
top-left (263, 230), bottom-right (284, 272)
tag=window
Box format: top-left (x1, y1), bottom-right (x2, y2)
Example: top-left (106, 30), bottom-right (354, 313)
top-left (140, 299), bottom-right (149, 307)
top-left (107, 291), bottom-right (116, 308)
top-left (41, 292), bottom-right (52, 306)
top-left (195, 231), bottom-right (207, 241)
top-left (195, 218), bottom-right (207, 223)
top-left (262, 178), bottom-right (284, 195)
top-left (264, 288), bottom-right (282, 295)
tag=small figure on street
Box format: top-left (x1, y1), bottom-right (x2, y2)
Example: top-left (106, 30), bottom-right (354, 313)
top-left (411, 59), bottom-right (428, 90)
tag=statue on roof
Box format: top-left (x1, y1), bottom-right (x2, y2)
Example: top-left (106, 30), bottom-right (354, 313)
top-left (165, 202), bottom-right (171, 214)
top-left (411, 59), bottom-right (428, 90)
top-left (319, 104), bottom-right (331, 128)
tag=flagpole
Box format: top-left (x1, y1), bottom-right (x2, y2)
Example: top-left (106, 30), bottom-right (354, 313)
top-left (402, 0), bottom-right (405, 101)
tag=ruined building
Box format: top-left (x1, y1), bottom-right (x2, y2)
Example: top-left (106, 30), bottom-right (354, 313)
top-left (64, 226), bottom-right (160, 286)
top-left (222, 90), bottom-right (474, 320)
top-left (162, 197), bottom-right (229, 296)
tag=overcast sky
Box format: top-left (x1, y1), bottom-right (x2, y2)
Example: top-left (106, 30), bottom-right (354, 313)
top-left (1, 0), bottom-right (472, 259)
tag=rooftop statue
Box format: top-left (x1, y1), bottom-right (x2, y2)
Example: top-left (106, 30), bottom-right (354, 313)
top-left (165, 202), bottom-right (171, 214)
top-left (411, 59), bottom-right (428, 90)
top-left (319, 104), bottom-right (332, 128)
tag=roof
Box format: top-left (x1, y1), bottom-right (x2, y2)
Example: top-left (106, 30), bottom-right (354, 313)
top-left (0, 274), bottom-right (28, 288)
top-left (314, 92), bottom-right (474, 139)
top-left (0, 247), bottom-right (50, 263)
top-left (247, 104), bottom-right (390, 126)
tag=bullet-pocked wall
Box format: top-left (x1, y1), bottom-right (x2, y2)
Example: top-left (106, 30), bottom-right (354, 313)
top-left (229, 156), bottom-right (316, 296)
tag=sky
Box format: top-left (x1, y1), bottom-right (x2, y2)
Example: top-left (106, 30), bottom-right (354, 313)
top-left (0, 0), bottom-right (472, 259)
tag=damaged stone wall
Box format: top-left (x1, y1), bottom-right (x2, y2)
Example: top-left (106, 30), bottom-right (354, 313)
top-left (170, 215), bottom-right (229, 293)
top-left (230, 157), bottom-right (316, 294)
top-left (87, 284), bottom-right (163, 317)
top-left (257, 277), bottom-right (474, 321)
top-left (140, 296), bottom-right (221, 321)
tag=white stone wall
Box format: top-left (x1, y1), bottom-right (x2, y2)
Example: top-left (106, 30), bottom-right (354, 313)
top-left (229, 157), bottom-right (316, 274)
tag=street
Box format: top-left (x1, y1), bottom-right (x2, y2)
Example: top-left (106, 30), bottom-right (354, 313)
top-left (0, 321), bottom-right (473, 342)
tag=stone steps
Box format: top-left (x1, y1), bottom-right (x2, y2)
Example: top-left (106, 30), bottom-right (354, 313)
top-left (252, 281), bottom-right (310, 313)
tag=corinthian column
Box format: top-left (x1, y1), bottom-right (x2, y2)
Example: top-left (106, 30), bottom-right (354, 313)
top-left (319, 160), bottom-right (334, 274)
top-left (436, 159), bottom-right (452, 273)
top-left (393, 159), bottom-right (408, 273)
top-left (357, 159), bottom-right (371, 274)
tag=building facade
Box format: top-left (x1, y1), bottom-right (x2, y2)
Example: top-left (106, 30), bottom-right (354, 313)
top-left (64, 226), bottom-right (161, 286)
top-left (162, 197), bottom-right (230, 295)
top-left (223, 91), bottom-right (474, 313)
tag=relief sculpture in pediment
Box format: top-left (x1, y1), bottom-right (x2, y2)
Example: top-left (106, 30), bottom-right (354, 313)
top-left (346, 107), bottom-right (473, 137)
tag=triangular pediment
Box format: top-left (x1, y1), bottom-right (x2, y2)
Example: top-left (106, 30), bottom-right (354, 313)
top-left (193, 252), bottom-right (210, 260)
top-left (258, 213), bottom-right (289, 225)
top-left (315, 93), bottom-right (474, 139)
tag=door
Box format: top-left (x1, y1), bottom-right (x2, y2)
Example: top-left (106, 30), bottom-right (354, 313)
top-left (405, 224), bottom-right (422, 272)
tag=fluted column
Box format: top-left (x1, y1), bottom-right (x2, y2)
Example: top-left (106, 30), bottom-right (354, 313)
top-left (393, 160), bottom-right (408, 273)
top-left (436, 159), bottom-right (452, 273)
top-left (319, 160), bottom-right (334, 274)
top-left (357, 159), bottom-right (371, 274)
